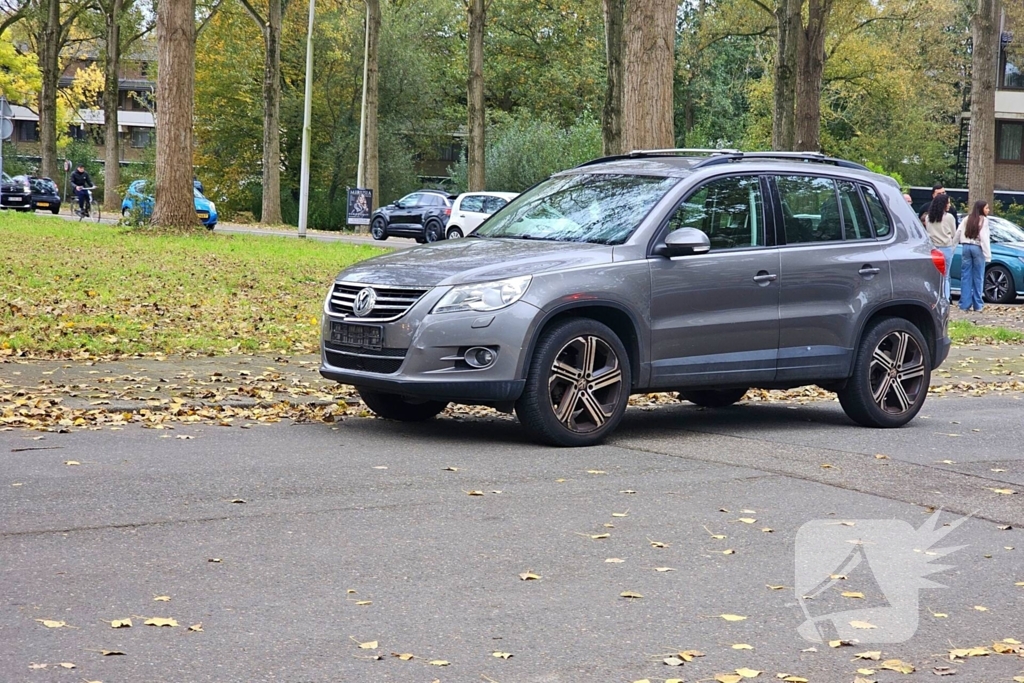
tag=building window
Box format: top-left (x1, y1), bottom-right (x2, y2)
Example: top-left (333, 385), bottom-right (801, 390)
top-left (68, 124), bottom-right (87, 141)
top-left (130, 127), bottom-right (152, 148)
top-left (1003, 40), bottom-right (1024, 90)
top-left (997, 122), bottom-right (1024, 163)
top-left (17, 121), bottom-right (39, 142)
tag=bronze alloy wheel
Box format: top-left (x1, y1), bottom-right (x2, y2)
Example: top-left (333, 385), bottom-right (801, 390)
top-left (868, 329), bottom-right (926, 415)
top-left (547, 335), bottom-right (624, 433)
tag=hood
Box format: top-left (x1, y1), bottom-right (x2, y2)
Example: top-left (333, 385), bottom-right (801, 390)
top-left (337, 238), bottom-right (615, 287)
top-left (993, 241), bottom-right (1024, 254)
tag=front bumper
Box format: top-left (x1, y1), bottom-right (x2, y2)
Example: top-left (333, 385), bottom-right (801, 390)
top-left (319, 294), bottom-right (539, 404)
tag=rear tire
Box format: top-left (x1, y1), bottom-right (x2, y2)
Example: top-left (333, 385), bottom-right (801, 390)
top-left (424, 220), bottom-right (443, 243)
top-left (838, 316), bottom-right (930, 428)
top-left (446, 226), bottom-right (464, 239)
top-left (357, 389), bottom-right (447, 422)
top-left (678, 387), bottom-right (748, 408)
top-left (984, 264), bottom-right (1016, 304)
top-left (370, 217), bottom-right (388, 241)
top-left (515, 318), bottom-right (630, 447)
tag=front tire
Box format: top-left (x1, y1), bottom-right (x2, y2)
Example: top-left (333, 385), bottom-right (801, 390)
top-left (678, 387), bottom-right (748, 408)
top-left (370, 217), bottom-right (388, 241)
top-left (357, 389), bottom-right (447, 422)
top-left (51, 206), bottom-right (60, 215)
top-left (838, 317), bottom-right (930, 428)
top-left (984, 264), bottom-right (1016, 304)
top-left (446, 226), bottom-right (464, 239)
top-left (515, 318), bottom-right (630, 447)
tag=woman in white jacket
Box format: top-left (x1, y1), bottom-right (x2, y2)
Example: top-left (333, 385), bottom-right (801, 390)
top-left (956, 201), bottom-right (992, 312)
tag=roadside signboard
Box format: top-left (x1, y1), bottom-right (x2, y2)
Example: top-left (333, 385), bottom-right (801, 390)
top-left (347, 188), bottom-right (372, 226)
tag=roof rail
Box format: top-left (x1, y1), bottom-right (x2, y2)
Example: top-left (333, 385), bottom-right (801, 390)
top-left (693, 151), bottom-right (870, 171)
top-left (573, 148), bottom-right (738, 169)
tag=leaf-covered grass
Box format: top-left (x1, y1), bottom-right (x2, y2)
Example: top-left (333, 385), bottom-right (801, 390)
top-left (948, 320), bottom-right (1024, 345)
top-left (1, 213), bottom-right (384, 358)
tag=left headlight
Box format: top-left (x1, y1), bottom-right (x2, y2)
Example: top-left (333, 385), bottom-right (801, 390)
top-left (433, 275), bottom-right (532, 314)
top-left (209, 202), bottom-right (216, 213)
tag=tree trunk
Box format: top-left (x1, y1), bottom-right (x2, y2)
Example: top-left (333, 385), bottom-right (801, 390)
top-left (467, 0), bottom-right (486, 191)
top-left (38, 0), bottom-right (60, 180)
top-left (601, 0), bottom-right (624, 155)
top-left (102, 0), bottom-right (124, 212)
top-left (794, 0), bottom-right (830, 152)
top-left (968, 0), bottom-right (999, 208)
top-left (772, 0), bottom-right (799, 151)
top-left (259, 0), bottom-right (283, 225)
top-left (152, 0), bottom-right (198, 227)
top-left (357, 0), bottom-right (380, 211)
top-left (621, 0), bottom-right (676, 152)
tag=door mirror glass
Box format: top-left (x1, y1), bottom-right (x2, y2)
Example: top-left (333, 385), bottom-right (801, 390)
top-left (659, 228), bottom-right (711, 257)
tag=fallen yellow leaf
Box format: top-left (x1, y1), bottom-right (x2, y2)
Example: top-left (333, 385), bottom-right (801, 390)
top-left (391, 652), bottom-right (415, 660)
top-left (109, 618), bottom-right (132, 628)
top-left (590, 533), bottom-right (610, 539)
top-left (663, 656), bottom-right (684, 666)
top-left (735, 668), bottom-right (761, 679)
top-left (519, 572), bottom-right (541, 581)
top-left (144, 617), bottom-right (177, 627)
top-left (766, 584), bottom-right (785, 591)
top-left (854, 651), bottom-right (881, 660)
top-left (974, 605), bottom-right (989, 611)
top-left (35, 619), bottom-right (66, 628)
top-left (620, 591), bottom-right (643, 599)
top-left (153, 596), bottom-right (170, 602)
top-left (605, 558), bottom-right (625, 563)
top-left (879, 659), bottom-right (915, 674)
top-left (737, 518), bottom-right (757, 524)
top-left (720, 614), bottom-right (747, 621)
top-left (357, 640), bottom-right (378, 650)
top-left (188, 623), bottom-right (203, 632)
top-left (732, 643), bottom-right (753, 650)
top-left (429, 660), bottom-right (450, 666)
top-left (841, 591), bottom-right (865, 599)
top-left (850, 620), bottom-right (877, 629)
top-left (654, 567), bottom-right (676, 572)
top-left (492, 651), bottom-right (512, 659)
top-left (715, 675), bottom-right (743, 683)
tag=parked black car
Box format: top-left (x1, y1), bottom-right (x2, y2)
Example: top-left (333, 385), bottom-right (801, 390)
top-left (21, 176), bottom-right (62, 214)
top-left (370, 190), bottom-right (456, 243)
top-left (1, 172), bottom-right (33, 211)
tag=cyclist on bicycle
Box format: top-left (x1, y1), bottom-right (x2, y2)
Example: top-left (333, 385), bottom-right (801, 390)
top-left (70, 164), bottom-right (93, 214)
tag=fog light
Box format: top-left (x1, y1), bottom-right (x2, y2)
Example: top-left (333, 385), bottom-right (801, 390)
top-left (464, 346), bottom-right (497, 369)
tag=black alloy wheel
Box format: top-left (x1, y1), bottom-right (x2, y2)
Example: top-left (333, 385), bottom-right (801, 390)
top-left (984, 265), bottom-right (1016, 304)
top-left (370, 217), bottom-right (388, 241)
top-left (424, 220), bottom-right (443, 243)
top-left (838, 317), bottom-right (930, 428)
top-left (516, 318), bottom-right (630, 447)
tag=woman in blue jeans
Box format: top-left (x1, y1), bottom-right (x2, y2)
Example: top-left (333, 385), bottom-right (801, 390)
top-left (956, 201), bottom-right (992, 312)
top-left (924, 193), bottom-right (956, 299)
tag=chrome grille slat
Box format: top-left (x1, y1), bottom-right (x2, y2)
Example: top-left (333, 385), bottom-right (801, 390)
top-left (328, 283), bottom-right (428, 320)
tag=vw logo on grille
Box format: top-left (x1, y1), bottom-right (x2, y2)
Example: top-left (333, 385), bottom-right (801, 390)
top-left (352, 287), bottom-right (377, 317)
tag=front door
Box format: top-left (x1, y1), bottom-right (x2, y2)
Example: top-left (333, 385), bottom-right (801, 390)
top-left (773, 175), bottom-right (893, 382)
top-left (648, 174), bottom-right (781, 389)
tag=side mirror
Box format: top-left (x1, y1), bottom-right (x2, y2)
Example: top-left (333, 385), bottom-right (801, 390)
top-left (392, 200), bottom-right (401, 207)
top-left (657, 227), bottom-right (711, 257)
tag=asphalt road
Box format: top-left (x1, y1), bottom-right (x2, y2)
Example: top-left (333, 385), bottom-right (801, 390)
top-left (2, 394), bottom-right (1023, 683)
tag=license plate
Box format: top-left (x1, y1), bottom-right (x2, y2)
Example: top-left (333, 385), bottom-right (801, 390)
top-left (8, 197), bottom-right (21, 202)
top-left (37, 202), bottom-right (49, 207)
top-left (330, 322), bottom-right (383, 351)
top-left (197, 211), bottom-right (210, 219)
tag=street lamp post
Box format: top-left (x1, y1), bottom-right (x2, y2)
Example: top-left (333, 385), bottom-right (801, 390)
top-left (297, 0), bottom-right (315, 238)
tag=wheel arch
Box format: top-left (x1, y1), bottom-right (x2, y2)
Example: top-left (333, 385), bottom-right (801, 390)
top-left (520, 302), bottom-right (643, 389)
top-left (855, 301), bottom-right (940, 369)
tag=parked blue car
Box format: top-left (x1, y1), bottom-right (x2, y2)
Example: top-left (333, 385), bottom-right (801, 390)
top-left (950, 215), bottom-right (1024, 304)
top-left (121, 179), bottom-right (218, 229)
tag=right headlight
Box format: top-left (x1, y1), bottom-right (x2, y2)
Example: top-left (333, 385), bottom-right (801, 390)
top-left (432, 275), bottom-right (532, 314)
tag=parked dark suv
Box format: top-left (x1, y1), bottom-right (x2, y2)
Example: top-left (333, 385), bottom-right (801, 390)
top-left (321, 151), bottom-right (950, 446)
top-left (370, 189), bottom-right (456, 243)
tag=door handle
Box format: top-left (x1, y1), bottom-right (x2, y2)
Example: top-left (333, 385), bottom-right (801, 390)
top-left (752, 271), bottom-right (778, 284)
top-left (859, 265), bottom-right (881, 276)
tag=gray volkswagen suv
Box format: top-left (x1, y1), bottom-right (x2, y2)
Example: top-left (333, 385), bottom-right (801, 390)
top-left (320, 151), bottom-right (950, 446)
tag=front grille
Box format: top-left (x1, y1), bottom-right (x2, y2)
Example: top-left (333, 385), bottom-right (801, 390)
top-left (329, 283), bottom-right (428, 320)
top-left (324, 345), bottom-right (407, 374)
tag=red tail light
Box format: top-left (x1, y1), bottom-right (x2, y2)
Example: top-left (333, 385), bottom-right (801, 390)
top-left (930, 249), bottom-right (946, 275)
top-left (443, 208), bottom-right (451, 216)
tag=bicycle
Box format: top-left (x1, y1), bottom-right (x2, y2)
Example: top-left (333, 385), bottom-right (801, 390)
top-left (73, 186), bottom-right (101, 222)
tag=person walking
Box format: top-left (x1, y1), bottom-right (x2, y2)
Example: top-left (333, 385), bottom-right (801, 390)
top-left (924, 193), bottom-right (957, 300)
top-left (956, 200), bottom-right (992, 312)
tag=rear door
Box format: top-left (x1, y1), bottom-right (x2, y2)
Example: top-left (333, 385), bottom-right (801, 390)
top-left (455, 194), bottom-right (487, 232)
top-left (773, 175), bottom-right (892, 382)
top-left (648, 174), bottom-right (781, 388)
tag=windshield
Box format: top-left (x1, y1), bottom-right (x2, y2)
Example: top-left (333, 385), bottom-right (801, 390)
top-left (474, 173), bottom-right (680, 245)
top-left (989, 216), bottom-right (1024, 243)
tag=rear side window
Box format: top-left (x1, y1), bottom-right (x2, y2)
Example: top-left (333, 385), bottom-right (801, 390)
top-left (668, 175), bottom-right (766, 249)
top-left (776, 175), bottom-right (842, 243)
top-left (861, 185), bottom-right (892, 238)
top-left (482, 196), bottom-right (507, 213)
top-left (837, 181), bottom-right (872, 240)
top-left (460, 195), bottom-right (485, 212)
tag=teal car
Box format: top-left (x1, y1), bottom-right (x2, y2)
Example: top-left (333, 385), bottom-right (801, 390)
top-left (121, 179), bottom-right (218, 229)
top-left (950, 215), bottom-right (1024, 304)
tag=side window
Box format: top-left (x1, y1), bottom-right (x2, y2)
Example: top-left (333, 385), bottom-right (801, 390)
top-left (482, 196), bottom-right (507, 214)
top-left (776, 175), bottom-right (842, 244)
top-left (860, 185), bottom-right (892, 238)
top-left (421, 194), bottom-right (442, 207)
top-left (398, 193), bottom-right (420, 208)
top-left (837, 181), bottom-right (871, 240)
top-left (666, 175), bottom-right (765, 250)
top-left (460, 195), bottom-right (485, 213)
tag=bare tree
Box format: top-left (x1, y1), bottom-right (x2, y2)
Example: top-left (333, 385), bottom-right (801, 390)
top-left (968, 0), bottom-right (999, 207)
top-left (356, 0), bottom-right (380, 211)
top-left (602, 0), bottom-right (624, 155)
top-left (151, 0), bottom-right (198, 227)
top-left (620, 0), bottom-right (676, 152)
top-left (238, 0), bottom-right (287, 225)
